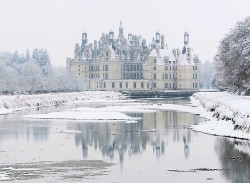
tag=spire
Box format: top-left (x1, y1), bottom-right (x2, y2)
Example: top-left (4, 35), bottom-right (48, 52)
top-left (119, 20), bottom-right (124, 38)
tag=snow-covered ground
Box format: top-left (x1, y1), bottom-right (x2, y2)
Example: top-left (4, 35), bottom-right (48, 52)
top-left (0, 91), bottom-right (126, 115)
top-left (191, 92), bottom-right (250, 140)
top-left (3, 90), bottom-right (250, 139)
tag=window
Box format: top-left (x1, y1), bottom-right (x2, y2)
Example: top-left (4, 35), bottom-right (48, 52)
top-left (165, 83), bottom-right (168, 88)
top-left (112, 82), bottom-right (115, 88)
top-left (147, 83), bottom-right (149, 88)
top-left (120, 82), bottom-right (122, 88)
top-left (106, 51), bottom-right (109, 56)
top-left (133, 82), bottom-right (136, 88)
top-left (126, 82), bottom-right (128, 88)
top-left (165, 73), bottom-right (168, 79)
top-left (153, 83), bottom-right (156, 88)
top-left (153, 66), bottom-right (156, 70)
top-left (153, 73), bottom-right (156, 79)
top-left (165, 66), bottom-right (168, 70)
top-left (105, 65), bottom-right (108, 71)
top-left (104, 82), bottom-right (106, 88)
top-left (170, 74), bottom-right (171, 79)
top-left (170, 66), bottom-right (171, 70)
top-left (153, 59), bottom-right (157, 64)
top-left (105, 73), bottom-right (108, 79)
top-left (170, 83), bottom-right (172, 88)
top-left (141, 82), bottom-right (144, 88)
top-left (164, 57), bottom-right (169, 64)
top-left (162, 74), bottom-right (164, 79)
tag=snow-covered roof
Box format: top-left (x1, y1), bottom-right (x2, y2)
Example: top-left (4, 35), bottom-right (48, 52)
top-left (159, 47), bottom-right (176, 61)
top-left (149, 49), bottom-right (158, 57)
top-left (178, 46), bottom-right (195, 65)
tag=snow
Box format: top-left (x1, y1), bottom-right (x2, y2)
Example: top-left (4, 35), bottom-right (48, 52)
top-left (0, 172), bottom-right (10, 181)
top-left (22, 102), bottom-right (198, 123)
top-left (0, 91), bottom-right (126, 115)
top-left (23, 111), bottom-right (140, 122)
top-left (0, 107), bottom-right (13, 115)
top-left (191, 92), bottom-right (250, 140)
top-left (149, 49), bottom-right (158, 57)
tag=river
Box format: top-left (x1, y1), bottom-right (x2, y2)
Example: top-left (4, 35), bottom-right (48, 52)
top-left (0, 97), bottom-right (249, 182)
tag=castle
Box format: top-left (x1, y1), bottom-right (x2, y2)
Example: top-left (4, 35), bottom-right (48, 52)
top-left (66, 22), bottom-right (199, 91)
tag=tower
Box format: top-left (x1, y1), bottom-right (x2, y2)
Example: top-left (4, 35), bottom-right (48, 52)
top-left (161, 35), bottom-right (165, 49)
top-left (128, 33), bottom-right (132, 42)
top-left (82, 32), bottom-right (88, 46)
top-left (119, 21), bottom-right (124, 38)
top-left (156, 32), bottom-right (160, 44)
top-left (109, 30), bottom-right (114, 45)
top-left (184, 32), bottom-right (189, 45)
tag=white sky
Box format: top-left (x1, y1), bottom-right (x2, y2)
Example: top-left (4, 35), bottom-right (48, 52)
top-left (0, 0), bottom-right (250, 67)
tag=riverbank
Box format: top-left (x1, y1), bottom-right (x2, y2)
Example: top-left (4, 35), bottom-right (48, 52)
top-left (0, 91), bottom-right (125, 115)
top-left (191, 92), bottom-right (250, 140)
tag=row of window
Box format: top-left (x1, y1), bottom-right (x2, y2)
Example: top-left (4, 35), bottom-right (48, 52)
top-left (122, 72), bottom-right (143, 80)
top-left (103, 82), bottom-right (177, 89)
top-left (122, 64), bottom-right (143, 71)
top-left (153, 59), bottom-right (176, 65)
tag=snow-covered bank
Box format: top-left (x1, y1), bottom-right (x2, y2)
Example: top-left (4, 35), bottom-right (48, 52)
top-left (0, 91), bottom-right (126, 115)
top-left (191, 92), bottom-right (250, 139)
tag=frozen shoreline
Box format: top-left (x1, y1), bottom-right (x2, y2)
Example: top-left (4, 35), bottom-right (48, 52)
top-left (0, 91), bottom-right (126, 115)
top-left (191, 92), bottom-right (250, 140)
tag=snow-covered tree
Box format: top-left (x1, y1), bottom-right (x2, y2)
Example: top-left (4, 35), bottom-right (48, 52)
top-left (32, 49), bottom-right (52, 75)
top-left (215, 16), bottom-right (250, 91)
top-left (0, 49), bottom-right (85, 94)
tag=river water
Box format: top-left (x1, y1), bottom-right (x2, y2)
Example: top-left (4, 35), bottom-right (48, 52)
top-left (0, 98), bottom-right (249, 182)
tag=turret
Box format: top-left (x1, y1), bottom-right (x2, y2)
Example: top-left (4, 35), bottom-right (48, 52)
top-left (156, 32), bottom-right (160, 43)
top-left (119, 21), bottom-right (124, 38)
top-left (109, 30), bottom-right (114, 40)
top-left (161, 35), bottom-right (165, 49)
top-left (184, 32), bottom-right (189, 45)
top-left (128, 33), bottom-right (132, 42)
top-left (82, 32), bottom-right (88, 46)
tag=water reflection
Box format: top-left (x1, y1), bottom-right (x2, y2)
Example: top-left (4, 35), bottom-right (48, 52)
top-left (216, 138), bottom-right (250, 183)
top-left (0, 120), bottom-right (50, 142)
top-left (73, 111), bottom-right (198, 165)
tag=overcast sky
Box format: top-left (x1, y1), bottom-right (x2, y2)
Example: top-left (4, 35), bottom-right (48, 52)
top-left (0, 0), bottom-right (250, 67)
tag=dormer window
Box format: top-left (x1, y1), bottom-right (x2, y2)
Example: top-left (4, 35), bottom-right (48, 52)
top-left (164, 57), bottom-right (169, 64)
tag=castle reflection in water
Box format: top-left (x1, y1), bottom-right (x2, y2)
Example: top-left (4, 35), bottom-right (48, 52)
top-left (73, 110), bottom-right (199, 164)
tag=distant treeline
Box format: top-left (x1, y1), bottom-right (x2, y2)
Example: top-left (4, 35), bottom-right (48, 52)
top-left (0, 49), bottom-right (84, 94)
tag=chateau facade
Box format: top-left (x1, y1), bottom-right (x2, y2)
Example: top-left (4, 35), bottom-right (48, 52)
top-left (66, 22), bottom-right (199, 91)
